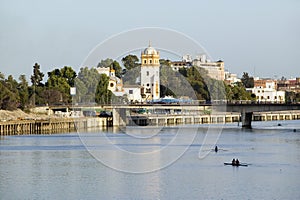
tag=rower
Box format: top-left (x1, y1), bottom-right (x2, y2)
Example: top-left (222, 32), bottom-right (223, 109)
top-left (232, 158), bottom-right (236, 165)
top-left (236, 159), bottom-right (240, 165)
top-left (215, 146), bottom-right (218, 152)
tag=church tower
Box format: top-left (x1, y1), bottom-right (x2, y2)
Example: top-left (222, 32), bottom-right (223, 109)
top-left (140, 43), bottom-right (160, 101)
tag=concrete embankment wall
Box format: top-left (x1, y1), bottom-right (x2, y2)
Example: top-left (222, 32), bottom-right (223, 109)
top-left (1, 111), bottom-right (300, 135)
top-left (126, 111), bottom-right (300, 126)
top-left (253, 111), bottom-right (300, 121)
top-left (0, 117), bottom-right (112, 136)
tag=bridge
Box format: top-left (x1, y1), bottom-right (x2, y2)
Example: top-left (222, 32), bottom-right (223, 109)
top-left (48, 102), bottom-right (300, 129)
top-left (224, 103), bottom-right (300, 128)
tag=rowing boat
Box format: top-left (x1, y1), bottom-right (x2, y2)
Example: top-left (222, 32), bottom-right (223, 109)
top-left (224, 162), bottom-right (248, 167)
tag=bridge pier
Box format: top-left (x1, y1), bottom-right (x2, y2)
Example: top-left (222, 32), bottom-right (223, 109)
top-left (241, 112), bottom-right (253, 129)
top-left (112, 107), bottom-right (127, 127)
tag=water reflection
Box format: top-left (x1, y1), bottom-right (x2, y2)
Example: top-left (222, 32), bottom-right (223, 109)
top-left (0, 120), bottom-right (300, 199)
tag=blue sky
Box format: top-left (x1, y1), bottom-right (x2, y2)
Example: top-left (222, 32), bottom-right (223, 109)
top-left (0, 0), bottom-right (299, 80)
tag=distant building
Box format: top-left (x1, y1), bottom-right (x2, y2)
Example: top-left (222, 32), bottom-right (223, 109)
top-left (140, 44), bottom-right (160, 101)
top-left (123, 85), bottom-right (142, 103)
top-left (254, 79), bottom-right (277, 90)
top-left (96, 67), bottom-right (110, 77)
top-left (192, 54), bottom-right (225, 81)
top-left (246, 79), bottom-right (285, 103)
top-left (97, 67), bottom-right (124, 96)
top-left (170, 61), bottom-right (191, 71)
top-left (224, 71), bottom-right (241, 85)
top-left (182, 54), bottom-right (193, 62)
top-left (107, 69), bottom-right (123, 93)
top-left (170, 54), bottom-right (225, 81)
top-left (277, 78), bottom-right (300, 93)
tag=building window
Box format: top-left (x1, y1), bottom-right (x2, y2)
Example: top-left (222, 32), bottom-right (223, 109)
top-left (146, 71), bottom-right (149, 76)
top-left (147, 83), bottom-right (149, 87)
top-left (110, 83), bottom-right (114, 87)
top-left (129, 90), bottom-right (133, 94)
top-left (150, 60), bottom-right (152, 64)
top-left (267, 96), bottom-right (270, 99)
top-left (144, 60), bottom-right (147, 64)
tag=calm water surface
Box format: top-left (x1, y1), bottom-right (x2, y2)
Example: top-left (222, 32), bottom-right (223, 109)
top-left (1, 120), bottom-right (300, 199)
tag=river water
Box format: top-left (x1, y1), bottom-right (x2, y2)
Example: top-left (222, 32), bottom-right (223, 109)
top-left (0, 120), bottom-right (300, 199)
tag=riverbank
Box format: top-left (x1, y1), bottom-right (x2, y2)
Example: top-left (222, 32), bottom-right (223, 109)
top-left (0, 109), bottom-right (50, 121)
top-left (1, 109), bottom-right (300, 136)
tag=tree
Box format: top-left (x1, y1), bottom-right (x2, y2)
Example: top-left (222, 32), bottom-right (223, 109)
top-left (18, 75), bottom-right (29, 109)
top-left (97, 58), bottom-right (122, 78)
top-left (95, 74), bottom-right (112, 104)
top-left (122, 66), bottom-right (140, 85)
top-left (122, 55), bottom-right (140, 70)
top-left (45, 66), bottom-right (77, 104)
top-left (225, 82), bottom-right (252, 101)
top-left (97, 58), bottom-right (113, 68)
top-left (74, 67), bottom-right (101, 104)
top-left (0, 74), bottom-right (19, 110)
top-left (159, 59), bottom-right (171, 67)
top-left (30, 63), bottom-right (45, 106)
top-left (60, 66), bottom-right (76, 87)
top-left (111, 60), bottom-right (122, 78)
top-left (241, 72), bottom-right (254, 88)
top-left (30, 63), bottom-right (44, 87)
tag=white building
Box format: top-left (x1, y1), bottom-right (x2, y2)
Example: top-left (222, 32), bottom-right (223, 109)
top-left (97, 67), bottom-right (124, 96)
top-left (246, 79), bottom-right (285, 103)
top-left (140, 44), bottom-right (160, 101)
top-left (192, 54), bottom-right (225, 81)
top-left (123, 85), bottom-right (142, 103)
top-left (182, 54), bottom-right (193, 62)
top-left (225, 71), bottom-right (241, 85)
top-left (96, 67), bottom-right (110, 76)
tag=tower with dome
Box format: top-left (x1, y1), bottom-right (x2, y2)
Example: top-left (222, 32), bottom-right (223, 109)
top-left (140, 43), bottom-right (160, 101)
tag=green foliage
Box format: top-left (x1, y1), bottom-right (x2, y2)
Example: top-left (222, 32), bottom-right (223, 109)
top-left (160, 65), bottom-right (195, 98)
top-left (0, 58), bottom-right (258, 110)
top-left (111, 61), bottom-right (122, 78)
top-left (97, 58), bottom-right (122, 78)
top-left (95, 74), bottom-right (112, 104)
top-left (74, 67), bottom-right (101, 104)
top-left (45, 66), bottom-right (77, 104)
top-left (122, 55), bottom-right (140, 70)
top-left (225, 82), bottom-right (252, 100)
top-left (122, 66), bottom-right (140, 85)
top-left (18, 75), bottom-right (29, 109)
top-left (0, 76), bottom-right (19, 110)
top-left (159, 59), bottom-right (171, 67)
top-left (97, 58), bottom-right (113, 68)
top-left (241, 72), bottom-right (254, 88)
top-left (285, 91), bottom-right (300, 103)
top-left (180, 66), bottom-right (210, 100)
top-left (30, 63), bottom-right (44, 86)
